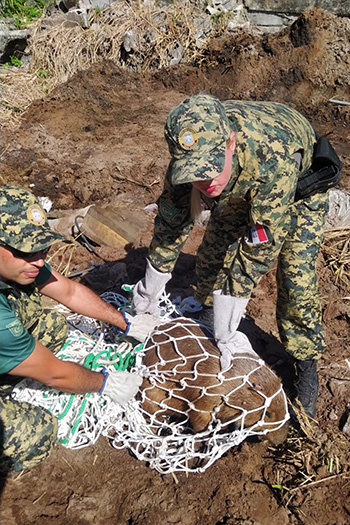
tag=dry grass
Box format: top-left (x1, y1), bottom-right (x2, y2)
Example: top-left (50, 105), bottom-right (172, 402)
top-left (268, 406), bottom-right (350, 515)
top-left (1, 1), bottom-right (233, 128)
top-left (2, 3), bottom-right (348, 297)
top-left (28, 1), bottom-right (212, 83)
top-left (46, 241), bottom-right (76, 276)
top-left (322, 227), bottom-right (350, 290)
top-left (0, 69), bottom-right (48, 128)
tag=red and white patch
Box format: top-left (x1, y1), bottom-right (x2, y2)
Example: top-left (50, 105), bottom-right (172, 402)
top-left (247, 224), bottom-right (268, 245)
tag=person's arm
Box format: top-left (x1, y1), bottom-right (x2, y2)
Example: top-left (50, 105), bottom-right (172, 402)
top-left (148, 163), bottom-right (194, 273)
top-left (8, 339), bottom-right (104, 394)
top-left (132, 167), bottom-right (194, 314)
top-left (38, 268), bottom-right (161, 341)
top-left (38, 269), bottom-right (128, 331)
top-left (8, 339), bottom-right (143, 404)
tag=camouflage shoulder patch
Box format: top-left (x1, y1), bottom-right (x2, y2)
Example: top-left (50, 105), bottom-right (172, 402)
top-left (6, 319), bottom-right (25, 337)
top-left (159, 201), bottom-right (180, 221)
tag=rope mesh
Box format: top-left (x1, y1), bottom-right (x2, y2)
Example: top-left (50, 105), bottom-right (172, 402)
top-left (12, 290), bottom-right (289, 473)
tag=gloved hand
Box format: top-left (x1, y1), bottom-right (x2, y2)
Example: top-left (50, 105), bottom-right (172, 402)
top-left (99, 368), bottom-right (143, 406)
top-left (123, 312), bottom-right (160, 342)
top-left (213, 290), bottom-right (257, 371)
top-left (132, 259), bottom-right (172, 315)
top-left (217, 332), bottom-right (259, 371)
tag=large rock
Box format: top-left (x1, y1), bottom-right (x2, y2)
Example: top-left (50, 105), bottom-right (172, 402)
top-left (247, 11), bottom-right (297, 32)
top-left (245, 0), bottom-right (349, 17)
top-left (0, 22), bottom-right (30, 63)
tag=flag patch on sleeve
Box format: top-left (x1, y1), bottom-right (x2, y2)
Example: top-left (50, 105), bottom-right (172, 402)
top-left (247, 224), bottom-right (269, 245)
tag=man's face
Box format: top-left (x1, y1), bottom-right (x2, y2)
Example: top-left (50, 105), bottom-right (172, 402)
top-left (0, 245), bottom-right (49, 285)
top-left (191, 132), bottom-right (236, 198)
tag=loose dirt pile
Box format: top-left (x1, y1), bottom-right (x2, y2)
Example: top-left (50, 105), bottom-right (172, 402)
top-left (1, 8), bottom-right (349, 525)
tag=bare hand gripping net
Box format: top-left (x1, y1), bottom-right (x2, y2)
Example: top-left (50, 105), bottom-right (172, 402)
top-left (12, 291), bottom-right (289, 474)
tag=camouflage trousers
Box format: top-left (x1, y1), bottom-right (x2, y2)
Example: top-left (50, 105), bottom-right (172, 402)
top-left (195, 191), bottom-right (329, 361)
top-left (0, 309), bottom-right (67, 473)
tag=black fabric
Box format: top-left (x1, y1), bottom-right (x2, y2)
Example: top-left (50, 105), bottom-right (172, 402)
top-left (295, 135), bottom-right (342, 200)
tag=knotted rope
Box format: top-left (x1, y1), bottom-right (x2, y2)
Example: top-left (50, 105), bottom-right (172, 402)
top-left (12, 290), bottom-right (289, 473)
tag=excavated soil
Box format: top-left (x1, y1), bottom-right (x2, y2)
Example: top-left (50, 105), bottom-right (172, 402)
top-left (1, 8), bottom-right (350, 525)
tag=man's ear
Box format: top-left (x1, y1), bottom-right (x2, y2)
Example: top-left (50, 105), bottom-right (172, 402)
top-left (228, 131), bottom-right (236, 153)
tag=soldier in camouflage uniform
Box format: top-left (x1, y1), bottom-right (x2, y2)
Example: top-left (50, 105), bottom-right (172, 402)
top-left (132, 94), bottom-right (335, 419)
top-left (0, 185), bottom-right (159, 472)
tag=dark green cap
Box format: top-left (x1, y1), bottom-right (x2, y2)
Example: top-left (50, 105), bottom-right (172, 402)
top-left (0, 184), bottom-right (69, 253)
top-left (164, 94), bottom-right (232, 185)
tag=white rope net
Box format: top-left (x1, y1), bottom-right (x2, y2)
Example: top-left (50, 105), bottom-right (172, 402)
top-left (12, 290), bottom-right (289, 474)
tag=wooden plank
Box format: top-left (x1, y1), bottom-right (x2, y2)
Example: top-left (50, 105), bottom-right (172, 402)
top-left (80, 205), bottom-right (143, 248)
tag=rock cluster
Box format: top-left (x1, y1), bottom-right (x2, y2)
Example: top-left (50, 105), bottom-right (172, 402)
top-left (1, 0), bottom-right (348, 66)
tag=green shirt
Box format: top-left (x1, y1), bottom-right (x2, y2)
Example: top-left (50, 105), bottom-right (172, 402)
top-left (0, 263), bottom-right (52, 374)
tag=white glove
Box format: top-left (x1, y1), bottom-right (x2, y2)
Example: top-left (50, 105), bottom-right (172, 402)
top-left (124, 312), bottom-right (160, 342)
top-left (213, 290), bottom-right (258, 371)
top-left (100, 368), bottom-right (143, 406)
top-left (132, 259), bottom-right (172, 315)
top-left (217, 332), bottom-right (259, 371)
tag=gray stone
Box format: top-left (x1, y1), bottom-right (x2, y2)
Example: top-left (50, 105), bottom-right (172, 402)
top-left (326, 189), bottom-right (350, 229)
top-left (78, 0), bottom-right (114, 10)
top-left (247, 11), bottom-right (296, 25)
top-left (247, 11), bottom-right (297, 31)
top-left (245, 0), bottom-right (349, 16)
top-left (123, 30), bottom-right (139, 53)
top-left (193, 16), bottom-right (212, 48)
top-left (169, 41), bottom-right (184, 66)
top-left (0, 26), bottom-right (31, 63)
top-left (245, 0), bottom-right (315, 13)
top-left (40, 12), bottom-right (86, 29)
top-left (206, 0), bottom-right (241, 15)
top-left (227, 5), bottom-right (250, 28)
top-left (341, 407), bottom-right (350, 435)
top-left (62, 0), bottom-right (79, 10)
top-left (316, 0), bottom-right (350, 16)
top-left (67, 7), bottom-right (89, 28)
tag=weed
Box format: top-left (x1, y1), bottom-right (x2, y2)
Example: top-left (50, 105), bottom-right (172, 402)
top-left (9, 55), bottom-right (23, 66)
top-left (1, 55), bottom-right (23, 67)
top-left (37, 68), bottom-right (49, 78)
top-left (210, 11), bottom-right (232, 32)
top-left (0, 0), bottom-right (49, 28)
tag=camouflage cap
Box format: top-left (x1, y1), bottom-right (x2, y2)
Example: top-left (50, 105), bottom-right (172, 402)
top-left (164, 94), bottom-right (232, 185)
top-left (0, 184), bottom-right (69, 253)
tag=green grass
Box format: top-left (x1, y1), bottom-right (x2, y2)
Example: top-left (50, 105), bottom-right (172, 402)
top-left (2, 55), bottom-right (23, 66)
top-left (0, 0), bottom-right (49, 28)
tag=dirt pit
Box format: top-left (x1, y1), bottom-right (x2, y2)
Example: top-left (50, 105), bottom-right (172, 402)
top-left (1, 8), bottom-right (350, 525)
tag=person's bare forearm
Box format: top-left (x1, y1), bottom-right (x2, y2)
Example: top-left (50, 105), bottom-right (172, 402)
top-left (40, 360), bottom-right (105, 394)
top-left (39, 270), bottom-right (128, 331)
top-left (39, 269), bottom-right (161, 343)
top-left (61, 281), bottom-right (127, 331)
top-left (9, 340), bottom-right (106, 395)
top-left (10, 341), bottom-right (141, 406)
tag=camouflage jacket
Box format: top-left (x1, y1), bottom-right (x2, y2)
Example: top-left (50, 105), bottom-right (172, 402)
top-left (0, 279), bottom-right (44, 334)
top-left (148, 101), bottom-right (317, 297)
